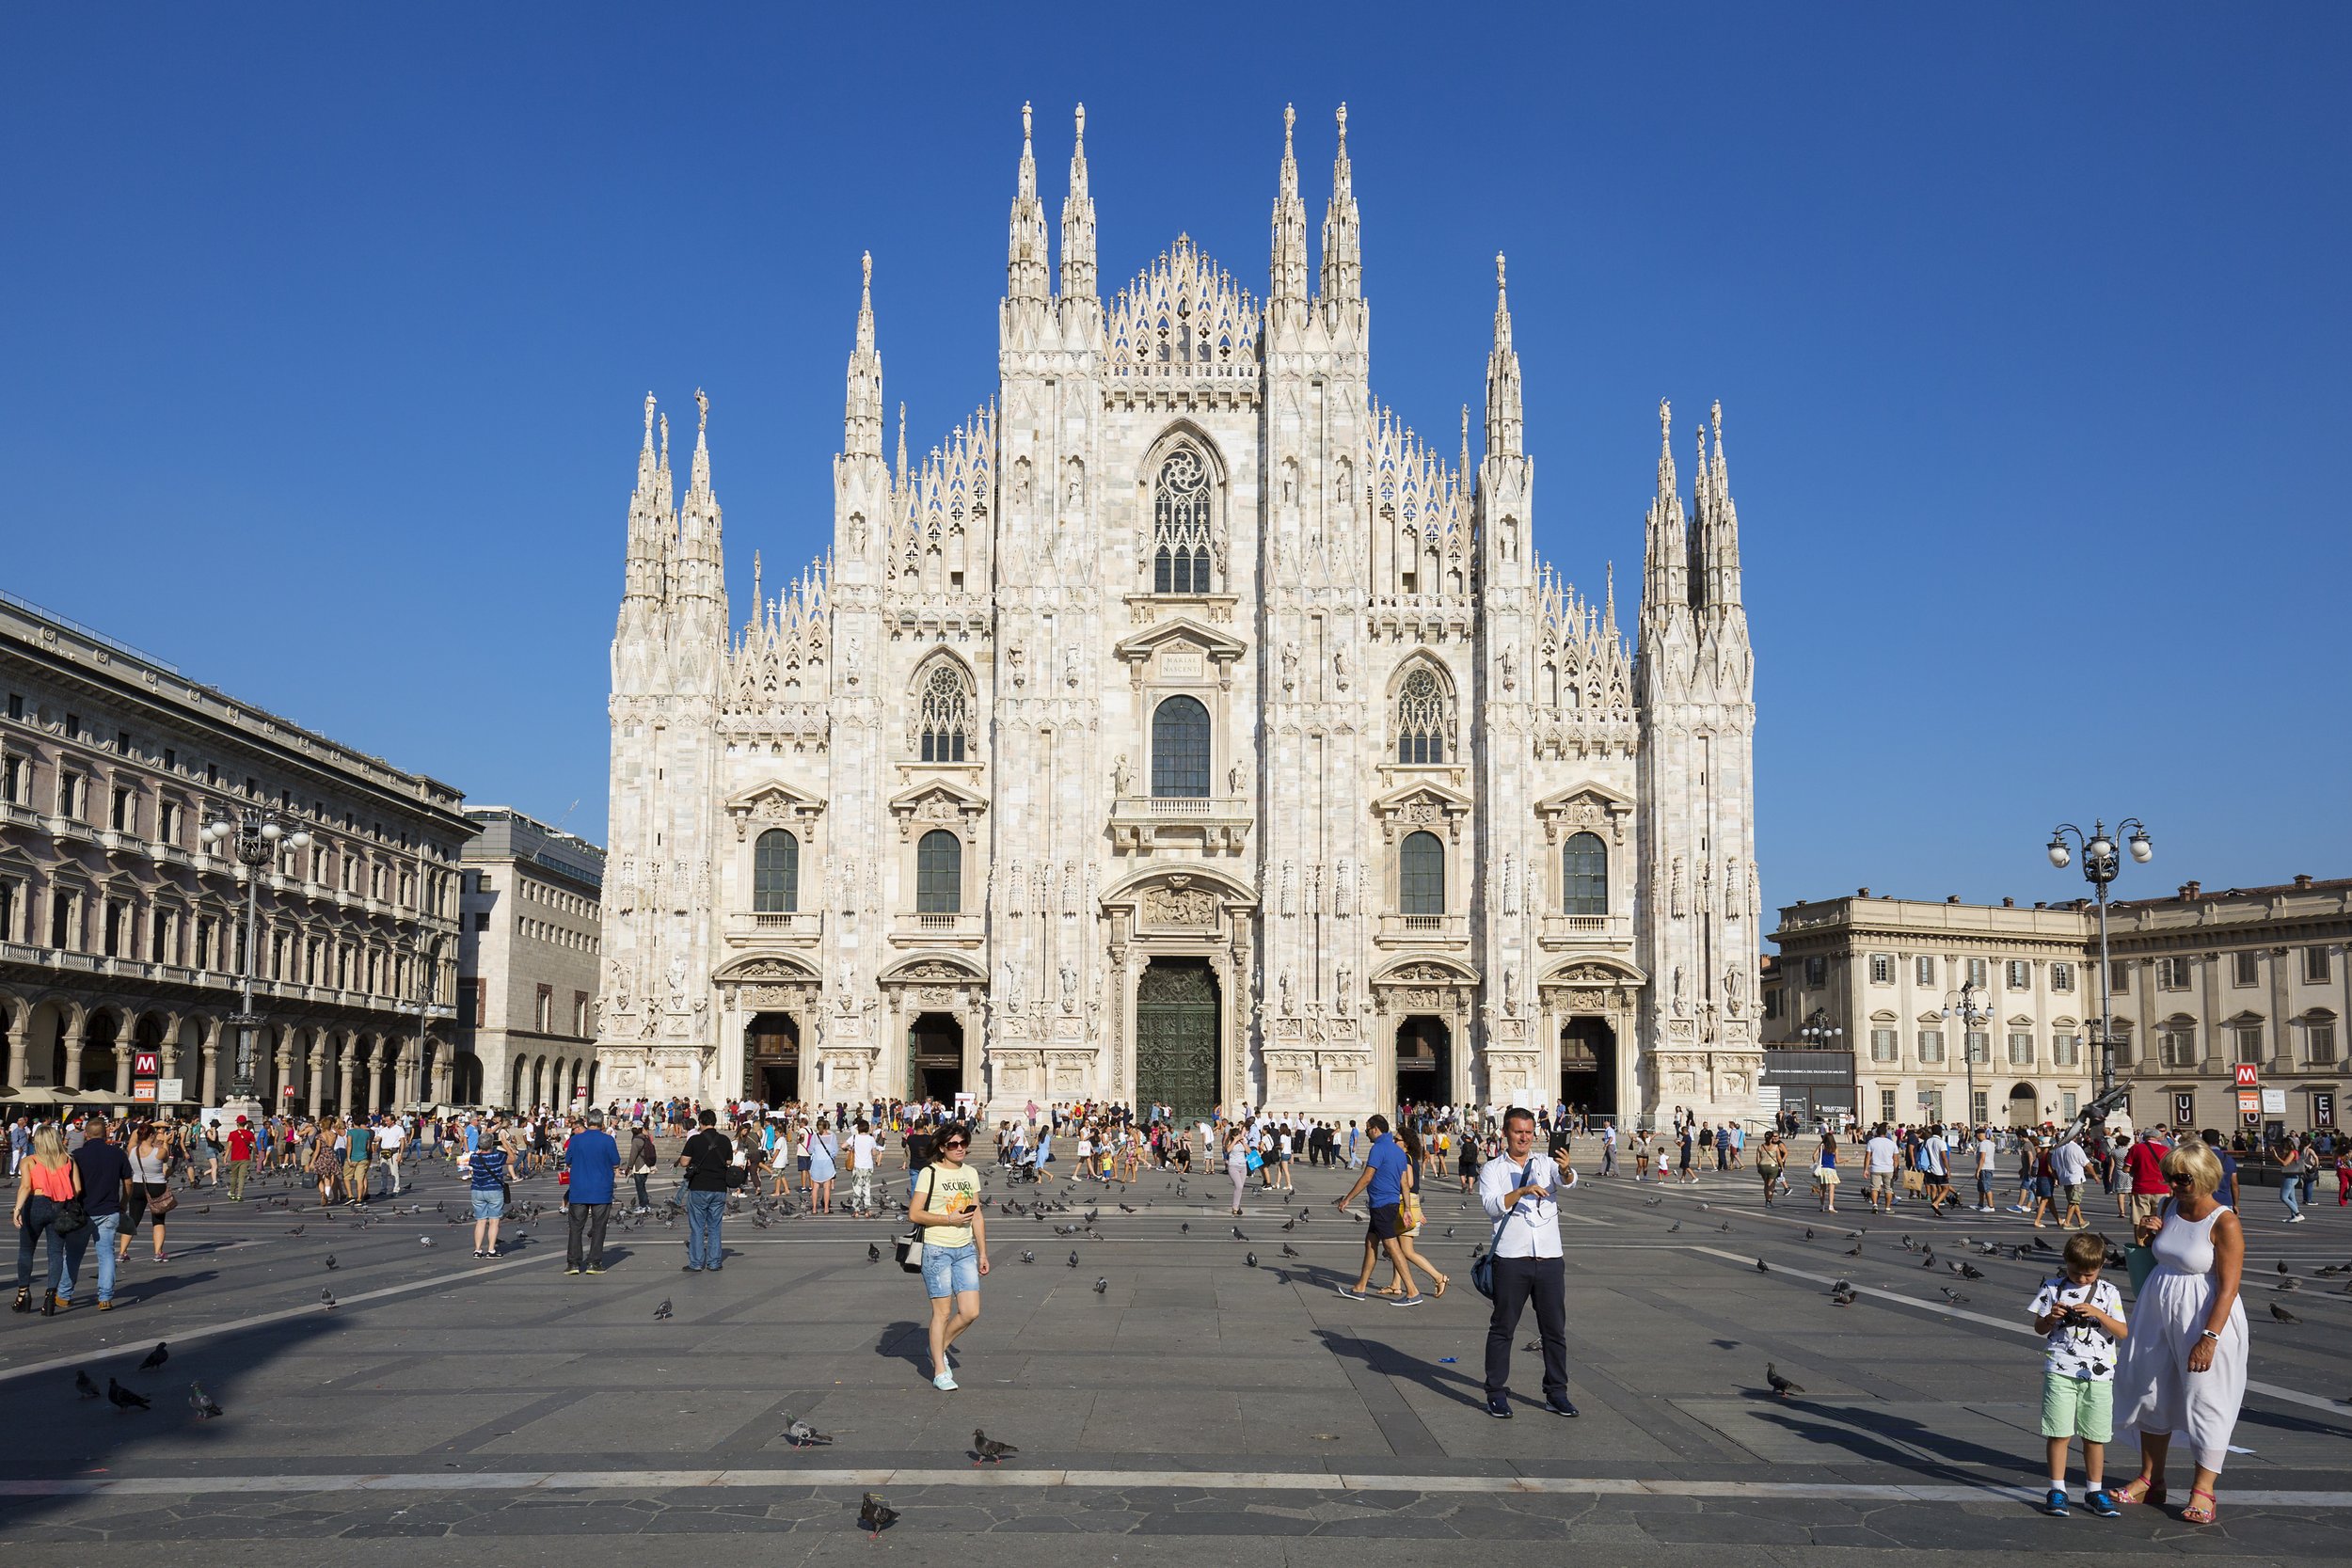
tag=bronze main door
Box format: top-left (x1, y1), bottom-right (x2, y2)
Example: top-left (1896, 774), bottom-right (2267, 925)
top-left (1135, 958), bottom-right (1219, 1123)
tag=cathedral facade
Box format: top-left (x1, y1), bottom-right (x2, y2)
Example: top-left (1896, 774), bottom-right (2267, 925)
top-left (593, 104), bottom-right (1763, 1126)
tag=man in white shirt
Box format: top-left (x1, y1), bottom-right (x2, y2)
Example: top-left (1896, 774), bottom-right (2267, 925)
top-left (2049, 1132), bottom-right (2090, 1229)
top-left (1864, 1126), bottom-right (1900, 1213)
top-left (375, 1116), bottom-right (407, 1196)
top-left (1921, 1126), bottom-right (1951, 1217)
top-left (1477, 1107), bottom-right (1579, 1420)
top-left (850, 1119), bottom-right (879, 1214)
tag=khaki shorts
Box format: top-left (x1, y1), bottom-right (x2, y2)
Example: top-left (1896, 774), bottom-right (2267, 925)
top-left (1868, 1171), bottom-right (1894, 1196)
top-left (2130, 1194), bottom-right (2166, 1223)
top-left (2041, 1372), bottom-right (2114, 1442)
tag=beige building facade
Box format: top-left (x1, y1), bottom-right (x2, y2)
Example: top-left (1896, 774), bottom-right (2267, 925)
top-left (456, 806), bottom-right (605, 1110)
top-left (0, 592), bottom-right (468, 1115)
top-left (1769, 877), bottom-right (2351, 1133)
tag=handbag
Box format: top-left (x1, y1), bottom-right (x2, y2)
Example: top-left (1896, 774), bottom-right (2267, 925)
top-left (50, 1197), bottom-right (89, 1237)
top-left (148, 1187), bottom-right (179, 1218)
top-left (1471, 1161), bottom-right (1529, 1301)
top-left (1245, 1149), bottom-right (1264, 1173)
top-left (896, 1167), bottom-right (935, 1274)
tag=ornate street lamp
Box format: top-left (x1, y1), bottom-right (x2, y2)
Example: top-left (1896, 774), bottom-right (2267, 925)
top-left (1944, 980), bottom-right (1993, 1131)
top-left (200, 807), bottom-right (311, 1108)
top-left (2046, 818), bottom-right (2152, 1100)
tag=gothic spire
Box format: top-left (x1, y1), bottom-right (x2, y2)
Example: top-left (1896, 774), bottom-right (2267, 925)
top-left (1271, 103), bottom-right (1310, 304)
top-left (1698, 400), bottom-right (1744, 613)
top-left (895, 401), bottom-right (908, 491)
top-left (1484, 253), bottom-right (1523, 458)
top-left (1008, 101), bottom-right (1050, 303)
top-left (1641, 398), bottom-right (1689, 621)
top-left (622, 392), bottom-right (668, 607)
top-left (843, 252), bottom-right (883, 460)
top-left (1058, 103), bottom-right (1097, 300)
top-left (1319, 103), bottom-right (1361, 301)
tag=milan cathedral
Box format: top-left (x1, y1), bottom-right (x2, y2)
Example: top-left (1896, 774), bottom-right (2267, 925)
top-left (594, 103), bottom-right (1762, 1126)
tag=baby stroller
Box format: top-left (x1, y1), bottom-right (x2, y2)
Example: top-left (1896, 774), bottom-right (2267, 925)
top-left (1003, 1147), bottom-right (1043, 1184)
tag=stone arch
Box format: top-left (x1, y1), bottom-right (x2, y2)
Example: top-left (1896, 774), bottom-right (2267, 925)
top-left (1386, 651), bottom-right (1457, 764)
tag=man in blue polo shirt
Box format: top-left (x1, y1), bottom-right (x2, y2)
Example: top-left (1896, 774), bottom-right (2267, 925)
top-left (1332, 1114), bottom-right (1423, 1305)
top-left (563, 1109), bottom-right (625, 1275)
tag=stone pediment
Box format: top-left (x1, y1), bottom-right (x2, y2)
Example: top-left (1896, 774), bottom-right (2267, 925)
top-left (726, 780), bottom-right (826, 841)
top-left (1371, 778), bottom-right (1473, 843)
top-left (1099, 863), bottom-right (1258, 913)
top-left (1540, 957), bottom-right (1645, 989)
top-left (1373, 956), bottom-right (1479, 988)
top-left (713, 954), bottom-right (820, 985)
top-left (886, 778), bottom-right (989, 839)
top-left (1533, 783), bottom-right (1635, 845)
top-left (880, 954), bottom-right (988, 986)
top-left (1112, 617), bottom-right (1248, 689)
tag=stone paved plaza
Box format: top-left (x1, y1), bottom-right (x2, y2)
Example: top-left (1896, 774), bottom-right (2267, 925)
top-left (3, 1153), bottom-right (2347, 1565)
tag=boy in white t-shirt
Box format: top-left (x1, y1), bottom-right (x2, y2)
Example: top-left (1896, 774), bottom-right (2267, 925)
top-left (2026, 1230), bottom-right (2129, 1517)
top-left (850, 1119), bottom-right (879, 1214)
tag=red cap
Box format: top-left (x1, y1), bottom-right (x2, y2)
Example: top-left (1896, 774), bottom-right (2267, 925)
top-left (236, 1116), bottom-right (249, 1125)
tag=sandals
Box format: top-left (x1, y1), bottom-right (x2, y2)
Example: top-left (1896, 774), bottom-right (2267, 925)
top-left (2112, 1476), bottom-right (2166, 1508)
top-left (9, 1287), bottom-right (27, 1314)
top-left (2181, 1487), bottom-right (2218, 1525)
top-left (1430, 1273), bottom-right (1450, 1299)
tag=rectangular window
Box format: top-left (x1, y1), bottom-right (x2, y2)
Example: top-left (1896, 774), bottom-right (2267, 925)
top-left (103, 899), bottom-right (124, 958)
top-left (2061, 1091), bottom-right (2077, 1119)
top-left (158, 800), bottom-right (178, 844)
top-left (2232, 951), bottom-right (2259, 987)
top-left (115, 729), bottom-right (131, 755)
top-left (58, 772), bottom-right (82, 818)
top-left (2110, 960), bottom-right (2129, 994)
top-left (1915, 955), bottom-right (1935, 987)
top-left (1966, 1030), bottom-right (1990, 1066)
top-left (195, 915), bottom-right (215, 970)
top-left (0, 879), bottom-right (12, 942)
top-left (110, 784), bottom-right (133, 832)
top-left (1914, 1028), bottom-right (1943, 1064)
top-left (2311, 1022), bottom-right (2339, 1066)
top-left (535, 984), bottom-right (553, 1032)
top-left (1880, 1089), bottom-right (1897, 1124)
top-left (2156, 957), bottom-right (2188, 991)
top-left (2307, 946), bottom-right (2332, 984)
top-left (2049, 962), bottom-right (2074, 993)
top-left (2005, 959), bottom-right (2030, 990)
top-left (2172, 1090), bottom-right (2196, 1127)
top-left (1870, 1028), bottom-right (1898, 1062)
top-left (2235, 1025), bottom-right (2262, 1064)
top-left (2160, 1030), bottom-right (2197, 1069)
top-left (1965, 957), bottom-right (1988, 987)
top-left (51, 889), bottom-right (75, 950)
top-left (2054, 1033), bottom-right (2080, 1067)
top-left (5, 693), bottom-right (18, 720)
top-left (2007, 1030), bottom-right (2033, 1066)
top-left (1804, 956), bottom-right (1826, 987)
top-left (1868, 953), bottom-right (1892, 984)
top-left (573, 991), bottom-right (589, 1036)
top-left (1971, 1089), bottom-right (1988, 1125)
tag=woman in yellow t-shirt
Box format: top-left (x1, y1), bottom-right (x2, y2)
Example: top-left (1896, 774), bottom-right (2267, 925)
top-left (908, 1123), bottom-right (989, 1391)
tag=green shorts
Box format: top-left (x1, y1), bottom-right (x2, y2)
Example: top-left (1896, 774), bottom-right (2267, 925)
top-left (2040, 1372), bottom-right (2113, 1442)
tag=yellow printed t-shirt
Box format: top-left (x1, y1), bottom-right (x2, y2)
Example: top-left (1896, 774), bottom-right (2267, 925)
top-left (919, 1163), bottom-right (982, 1249)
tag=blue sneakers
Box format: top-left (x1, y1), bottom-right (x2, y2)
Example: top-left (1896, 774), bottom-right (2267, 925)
top-left (2083, 1489), bottom-right (2121, 1518)
top-left (2044, 1488), bottom-right (2071, 1516)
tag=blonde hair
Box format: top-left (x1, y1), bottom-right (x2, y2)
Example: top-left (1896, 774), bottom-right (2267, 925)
top-left (31, 1126), bottom-right (68, 1163)
top-left (2159, 1140), bottom-right (2222, 1198)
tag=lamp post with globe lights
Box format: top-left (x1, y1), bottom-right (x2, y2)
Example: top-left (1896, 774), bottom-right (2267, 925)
top-left (2046, 820), bottom-right (2152, 1101)
top-left (1799, 1008), bottom-right (1843, 1127)
top-left (200, 807), bottom-right (311, 1117)
top-left (1944, 980), bottom-right (1993, 1132)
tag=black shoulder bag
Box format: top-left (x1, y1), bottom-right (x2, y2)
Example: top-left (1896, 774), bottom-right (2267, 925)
top-left (1470, 1162), bottom-right (1529, 1301)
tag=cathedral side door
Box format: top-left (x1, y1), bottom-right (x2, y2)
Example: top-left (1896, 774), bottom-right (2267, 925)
top-left (1135, 958), bottom-right (1219, 1124)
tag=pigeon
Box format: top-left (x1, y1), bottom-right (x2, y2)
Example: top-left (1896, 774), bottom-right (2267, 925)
top-left (1831, 1287), bottom-right (1858, 1307)
top-left (973, 1428), bottom-right (1018, 1465)
top-left (1755, 1259), bottom-right (1770, 1274)
top-left (867, 1243), bottom-right (882, 1263)
top-left (1281, 1243), bottom-right (1302, 1259)
top-left (1643, 1196), bottom-right (1662, 1206)
top-left (1120, 1204), bottom-right (1136, 1214)
top-left (1804, 1228), bottom-right (1816, 1241)
top-left (1765, 1364), bottom-right (1803, 1398)
top-left (1068, 1251), bottom-right (1080, 1269)
top-left (1958, 1262), bottom-right (1985, 1281)
top-left (1845, 1243), bottom-right (1864, 1258)
top-left (1667, 1221), bottom-right (1681, 1233)
top-left (1721, 1222), bottom-right (1734, 1232)
top-left (2270, 1302), bottom-right (2302, 1325)
top-left (324, 1255), bottom-right (338, 1270)
top-left (74, 1369), bottom-right (101, 1400)
top-left (1180, 1222), bottom-right (1189, 1234)
top-left (859, 1492), bottom-right (899, 1537)
top-left (1232, 1226), bottom-right (1248, 1241)
top-left (653, 1298), bottom-right (674, 1321)
top-left (107, 1377), bottom-right (151, 1411)
top-left (2279, 1277), bottom-right (2301, 1292)
top-left (1246, 1252), bottom-right (1259, 1268)
top-left (289, 1226), bottom-right (304, 1236)
top-left (1940, 1288), bottom-right (1969, 1305)
top-left (2277, 1259), bottom-right (2291, 1275)
top-left (419, 1236), bottom-right (435, 1247)
top-left (1019, 1250), bottom-right (1035, 1264)
top-left (320, 1290), bottom-right (338, 1309)
top-left (1281, 1219), bottom-right (1295, 1232)
top-left (1444, 1227), bottom-right (1454, 1239)
top-left (783, 1418), bottom-right (832, 1447)
top-left (1092, 1276), bottom-right (1109, 1293)
top-left (189, 1382), bottom-right (224, 1419)
top-left (138, 1343), bottom-right (169, 1371)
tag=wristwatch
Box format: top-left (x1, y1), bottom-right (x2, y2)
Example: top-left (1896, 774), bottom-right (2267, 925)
top-left (2198, 1329), bottom-right (2220, 1342)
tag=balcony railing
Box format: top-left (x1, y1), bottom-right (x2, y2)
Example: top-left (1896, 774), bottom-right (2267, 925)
top-left (889, 911), bottom-right (983, 944)
top-left (1375, 912), bottom-right (1469, 945)
top-left (723, 911), bottom-right (824, 942)
top-left (1539, 913), bottom-right (1631, 945)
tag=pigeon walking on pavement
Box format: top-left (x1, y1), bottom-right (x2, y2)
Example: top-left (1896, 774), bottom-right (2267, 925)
top-left (1766, 1364), bottom-right (1804, 1398)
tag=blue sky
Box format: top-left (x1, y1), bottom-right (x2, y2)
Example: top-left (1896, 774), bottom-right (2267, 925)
top-left (5, 6), bottom-right (2345, 911)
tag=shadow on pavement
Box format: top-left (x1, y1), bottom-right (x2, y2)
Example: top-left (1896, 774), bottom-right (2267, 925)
top-left (1314, 1326), bottom-right (1486, 1411)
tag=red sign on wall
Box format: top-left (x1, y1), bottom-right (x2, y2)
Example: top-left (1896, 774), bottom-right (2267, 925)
top-left (2233, 1063), bottom-right (2259, 1088)
top-left (134, 1051), bottom-right (160, 1078)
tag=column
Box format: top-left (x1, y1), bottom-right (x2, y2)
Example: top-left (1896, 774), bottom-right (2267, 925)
top-left (306, 1032), bottom-right (327, 1114)
top-left (63, 1022), bottom-right (87, 1090)
top-left (160, 1013), bottom-right (183, 1090)
top-left (4, 1002), bottom-right (24, 1086)
top-left (338, 1036), bottom-right (358, 1116)
top-left (199, 1020), bottom-right (220, 1106)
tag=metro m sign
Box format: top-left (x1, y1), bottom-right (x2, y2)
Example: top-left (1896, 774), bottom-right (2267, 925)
top-left (134, 1051), bottom-right (161, 1078)
top-left (2233, 1063), bottom-right (2259, 1088)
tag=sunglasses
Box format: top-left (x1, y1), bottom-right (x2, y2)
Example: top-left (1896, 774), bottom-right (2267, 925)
top-left (941, 1140), bottom-right (969, 1150)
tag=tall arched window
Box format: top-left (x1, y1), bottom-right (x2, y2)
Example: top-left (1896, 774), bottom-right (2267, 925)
top-left (1151, 694), bottom-right (1211, 798)
top-left (1400, 831), bottom-right (1445, 915)
top-left (916, 830), bottom-right (962, 914)
top-left (917, 661), bottom-right (971, 762)
top-left (1395, 666), bottom-right (1445, 764)
top-left (1562, 832), bottom-right (1607, 915)
top-left (1151, 448), bottom-right (1213, 594)
top-left (754, 829), bottom-right (799, 914)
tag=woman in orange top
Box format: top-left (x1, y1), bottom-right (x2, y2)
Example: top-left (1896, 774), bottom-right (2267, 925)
top-left (13, 1126), bottom-right (84, 1316)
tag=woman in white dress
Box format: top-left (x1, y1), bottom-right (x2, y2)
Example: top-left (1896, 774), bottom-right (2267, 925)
top-left (2112, 1140), bottom-right (2247, 1525)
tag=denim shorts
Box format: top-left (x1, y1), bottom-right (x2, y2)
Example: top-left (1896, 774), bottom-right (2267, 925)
top-left (470, 1190), bottom-right (505, 1219)
top-left (921, 1240), bottom-right (979, 1298)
